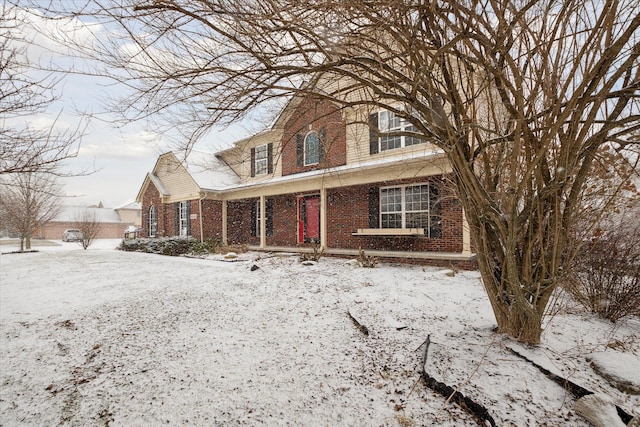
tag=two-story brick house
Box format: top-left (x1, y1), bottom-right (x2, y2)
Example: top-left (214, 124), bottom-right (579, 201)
top-left (136, 94), bottom-right (476, 268)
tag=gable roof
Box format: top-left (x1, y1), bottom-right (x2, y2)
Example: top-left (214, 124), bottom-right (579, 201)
top-left (136, 151), bottom-right (241, 202)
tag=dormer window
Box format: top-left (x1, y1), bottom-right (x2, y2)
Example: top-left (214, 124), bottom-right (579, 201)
top-left (250, 143), bottom-right (273, 177)
top-left (254, 144), bottom-right (268, 175)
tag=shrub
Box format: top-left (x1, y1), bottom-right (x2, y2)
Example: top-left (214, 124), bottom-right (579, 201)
top-left (568, 225), bottom-right (640, 322)
top-left (299, 244), bottom-right (324, 262)
top-left (357, 248), bottom-right (378, 268)
top-left (189, 238), bottom-right (222, 256)
top-left (118, 236), bottom-right (198, 256)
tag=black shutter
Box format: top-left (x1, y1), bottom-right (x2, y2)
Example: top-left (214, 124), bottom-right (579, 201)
top-left (250, 147), bottom-right (256, 177)
top-left (174, 202), bottom-right (180, 236)
top-left (369, 113), bottom-right (379, 155)
top-left (318, 127), bottom-right (326, 164)
top-left (368, 187), bottom-right (379, 228)
top-left (266, 198), bottom-right (273, 237)
top-left (144, 206), bottom-right (149, 236)
top-left (267, 143), bottom-right (273, 174)
top-left (429, 184), bottom-right (442, 238)
top-left (296, 134), bottom-right (304, 167)
top-left (250, 201), bottom-right (257, 237)
top-left (186, 201), bottom-right (191, 236)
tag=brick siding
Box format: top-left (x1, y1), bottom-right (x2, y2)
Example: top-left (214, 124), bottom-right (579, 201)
top-left (281, 97), bottom-right (347, 176)
top-left (326, 176), bottom-right (463, 253)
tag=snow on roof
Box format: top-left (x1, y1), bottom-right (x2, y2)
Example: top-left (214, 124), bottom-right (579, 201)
top-left (225, 146), bottom-right (446, 191)
top-left (184, 150), bottom-right (241, 191)
top-left (115, 201), bottom-right (141, 211)
top-left (54, 206), bottom-right (124, 223)
top-left (148, 173), bottom-right (169, 196)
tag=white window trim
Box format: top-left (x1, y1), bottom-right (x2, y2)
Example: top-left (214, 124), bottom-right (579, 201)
top-left (378, 109), bottom-right (422, 152)
top-left (149, 205), bottom-right (157, 237)
top-left (304, 131), bottom-right (320, 166)
top-left (380, 183), bottom-right (434, 236)
top-left (179, 201), bottom-right (189, 237)
top-left (254, 143), bottom-right (269, 175)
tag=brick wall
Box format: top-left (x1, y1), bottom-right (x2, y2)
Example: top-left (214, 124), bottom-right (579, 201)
top-left (227, 199), bottom-right (257, 245)
top-left (140, 183), bottom-right (196, 238)
top-left (227, 175), bottom-right (463, 254)
top-left (199, 199), bottom-right (223, 241)
top-left (281, 97), bottom-right (347, 176)
top-left (267, 194), bottom-right (299, 247)
top-left (326, 176), bottom-right (463, 253)
top-left (141, 184), bottom-right (159, 237)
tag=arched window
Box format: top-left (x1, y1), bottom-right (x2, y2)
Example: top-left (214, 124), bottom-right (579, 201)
top-left (304, 132), bottom-right (320, 166)
top-left (148, 205), bottom-right (158, 237)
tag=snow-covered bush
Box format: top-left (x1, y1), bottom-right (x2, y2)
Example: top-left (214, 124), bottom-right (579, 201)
top-left (118, 236), bottom-right (198, 256)
top-left (189, 238), bottom-right (222, 256)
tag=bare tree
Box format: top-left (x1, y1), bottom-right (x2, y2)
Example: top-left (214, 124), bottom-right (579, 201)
top-left (0, 172), bottom-right (63, 251)
top-left (0, 1), bottom-right (85, 175)
top-left (41, 0), bottom-right (639, 343)
top-left (74, 208), bottom-right (101, 249)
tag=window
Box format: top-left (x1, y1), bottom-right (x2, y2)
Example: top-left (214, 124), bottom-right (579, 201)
top-left (148, 205), bottom-right (157, 237)
top-left (179, 201), bottom-right (189, 236)
top-left (377, 109), bottom-right (423, 152)
top-left (251, 199), bottom-right (273, 237)
top-left (250, 143), bottom-right (273, 177)
top-left (304, 132), bottom-right (320, 166)
top-left (380, 183), bottom-right (441, 237)
top-left (254, 144), bottom-right (268, 175)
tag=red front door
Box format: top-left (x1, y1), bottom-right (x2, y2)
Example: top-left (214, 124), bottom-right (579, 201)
top-left (298, 195), bottom-right (320, 243)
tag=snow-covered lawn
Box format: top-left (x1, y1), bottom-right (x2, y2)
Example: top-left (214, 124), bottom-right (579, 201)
top-left (1, 240), bottom-right (638, 426)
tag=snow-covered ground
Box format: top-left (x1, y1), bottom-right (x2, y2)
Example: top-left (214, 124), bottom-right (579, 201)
top-left (1, 240), bottom-right (638, 426)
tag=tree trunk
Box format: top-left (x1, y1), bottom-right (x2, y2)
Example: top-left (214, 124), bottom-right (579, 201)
top-left (25, 236), bottom-right (31, 250)
top-left (460, 173), bottom-right (554, 345)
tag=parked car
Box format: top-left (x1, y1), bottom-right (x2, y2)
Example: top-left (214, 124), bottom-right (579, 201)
top-left (62, 229), bottom-right (83, 242)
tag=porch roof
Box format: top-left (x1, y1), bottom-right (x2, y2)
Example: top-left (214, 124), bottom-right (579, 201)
top-left (205, 147), bottom-right (447, 196)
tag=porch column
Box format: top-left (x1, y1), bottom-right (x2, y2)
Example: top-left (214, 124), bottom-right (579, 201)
top-left (222, 200), bottom-right (228, 245)
top-left (320, 187), bottom-right (327, 250)
top-left (462, 207), bottom-right (472, 256)
top-left (260, 195), bottom-right (266, 249)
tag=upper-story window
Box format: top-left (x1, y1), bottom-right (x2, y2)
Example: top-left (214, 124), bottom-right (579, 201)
top-left (370, 109), bottom-right (424, 154)
top-left (304, 132), bottom-right (320, 166)
top-left (296, 128), bottom-right (326, 169)
top-left (254, 144), bottom-right (269, 175)
top-left (250, 143), bottom-right (273, 177)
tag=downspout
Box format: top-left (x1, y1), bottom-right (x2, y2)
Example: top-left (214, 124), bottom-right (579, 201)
top-left (320, 186), bottom-right (327, 251)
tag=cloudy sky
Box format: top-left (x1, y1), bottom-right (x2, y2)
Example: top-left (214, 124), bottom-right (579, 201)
top-left (11, 4), bottom-right (252, 208)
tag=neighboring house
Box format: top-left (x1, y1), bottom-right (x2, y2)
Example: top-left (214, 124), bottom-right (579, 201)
top-left (115, 201), bottom-right (142, 228)
top-left (137, 95), bottom-right (475, 268)
top-left (37, 206), bottom-right (135, 240)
